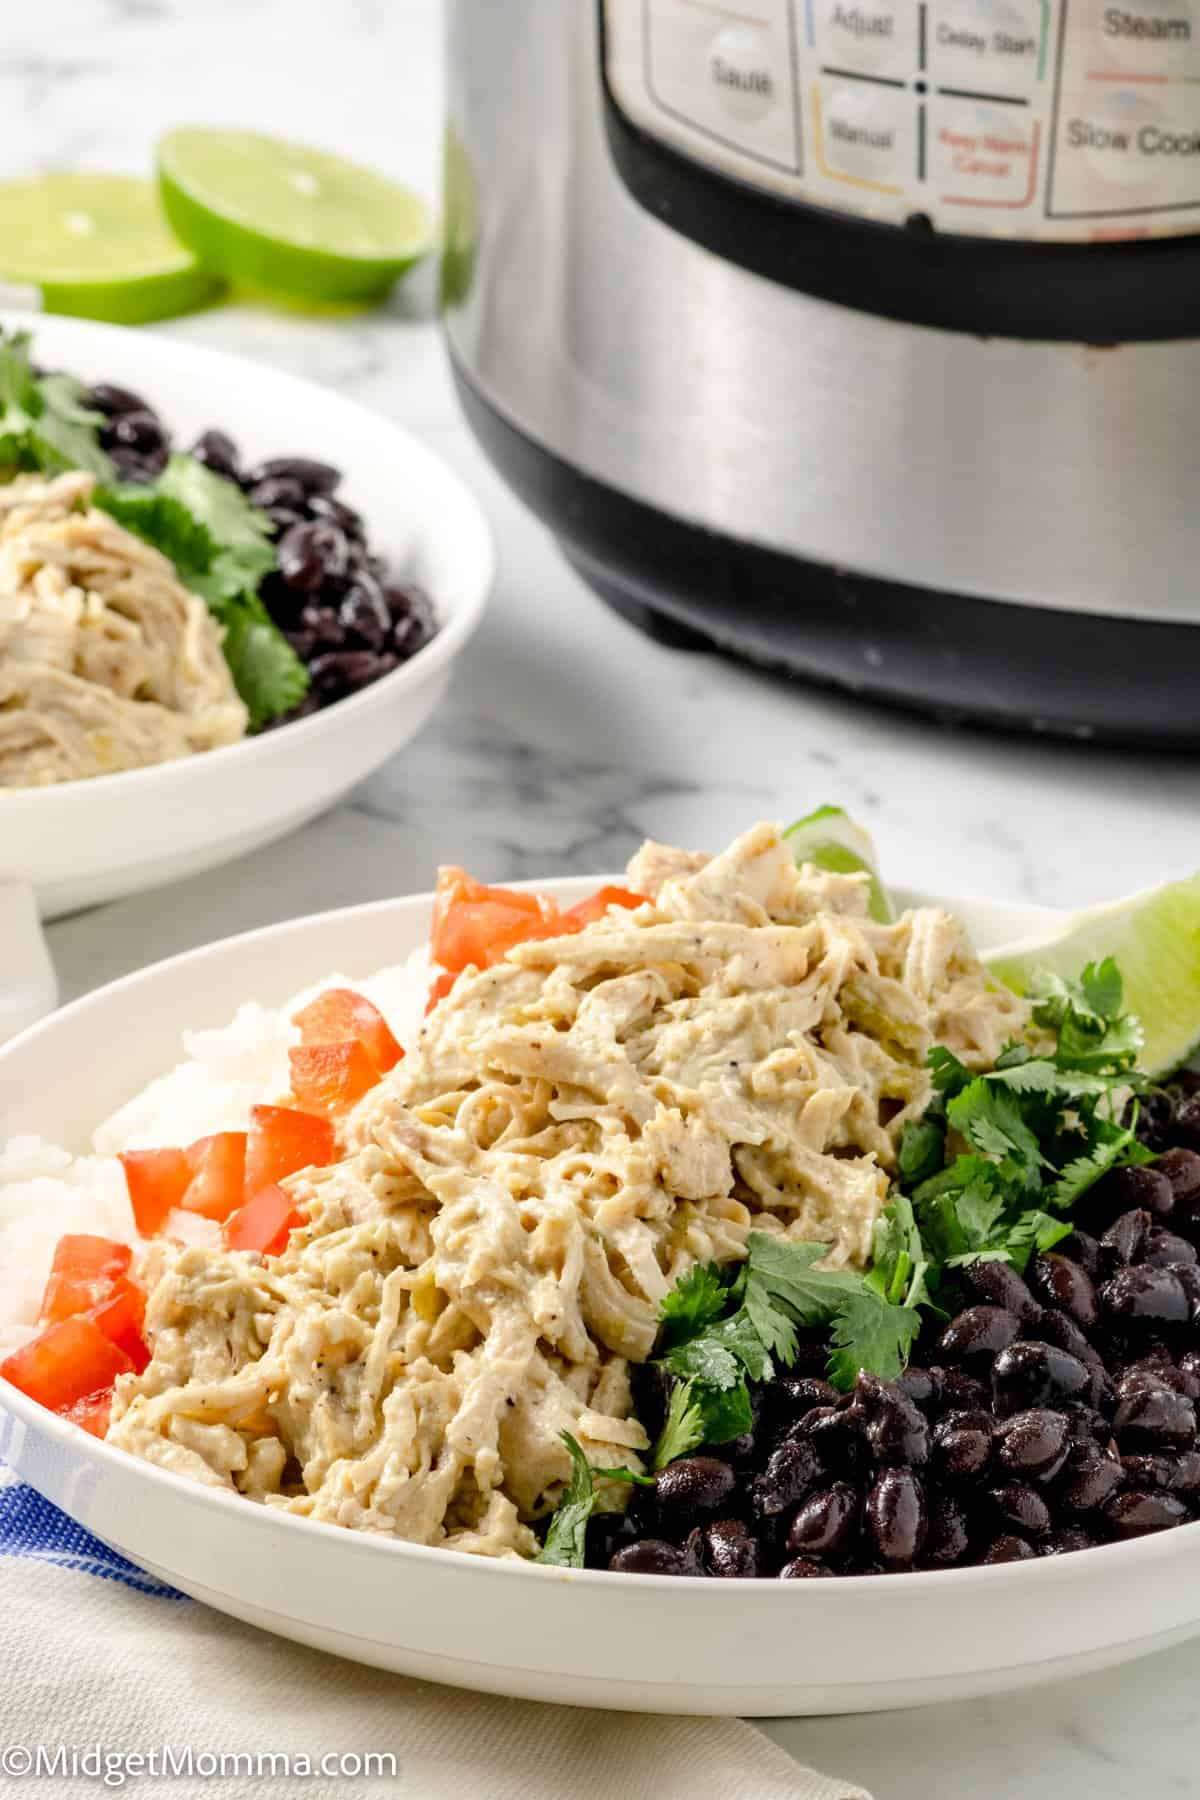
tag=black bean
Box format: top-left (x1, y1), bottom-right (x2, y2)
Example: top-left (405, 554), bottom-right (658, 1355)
top-left (265, 506), bottom-right (307, 540)
top-left (283, 628), bottom-right (318, 660)
top-left (1145, 1231), bottom-right (1199, 1268)
top-left (108, 407), bottom-right (167, 456)
top-left (608, 1539), bottom-right (695, 1575)
top-left (386, 584), bottom-right (436, 657)
top-left (307, 650), bottom-right (383, 700)
top-left (960, 1259), bottom-right (1041, 1323)
top-left (1175, 1097), bottom-right (1200, 1149)
top-left (769, 1376), bottom-right (842, 1427)
top-left (894, 1366), bottom-right (938, 1411)
top-left (189, 428), bottom-right (240, 481)
top-left (786, 1482), bottom-right (858, 1558)
top-left (308, 493), bottom-right (366, 540)
top-left (88, 381), bottom-right (151, 416)
top-left (979, 1534), bottom-right (1036, 1563)
top-left (796, 1405), bottom-right (864, 1476)
top-left (1055, 1443), bottom-right (1124, 1514)
top-left (932, 1410), bottom-right (993, 1480)
top-left (989, 1480), bottom-right (1052, 1539)
top-left (778, 1557), bottom-right (833, 1579)
top-left (992, 1341), bottom-right (1091, 1414)
top-left (298, 606), bottom-right (346, 649)
top-left (1180, 1350), bottom-right (1200, 1395)
top-left (584, 1509), bottom-right (641, 1568)
top-left (1100, 1209), bottom-right (1153, 1272)
top-left (864, 1468), bottom-right (927, 1568)
top-left (246, 475), bottom-right (308, 514)
top-left (654, 1456), bottom-right (737, 1533)
top-left (929, 1367), bottom-right (988, 1412)
top-left (922, 1491), bottom-right (971, 1567)
top-left (1158, 1148), bottom-right (1200, 1205)
top-left (996, 1409), bottom-right (1070, 1481)
top-left (106, 449), bottom-right (158, 485)
top-left (278, 521), bottom-right (351, 593)
top-left (1062, 1232), bottom-right (1102, 1280)
top-left (1113, 1384), bottom-right (1196, 1450)
top-left (1103, 1489), bottom-right (1189, 1539)
top-left (1167, 1449), bottom-right (1200, 1496)
top-left (1168, 1262), bottom-right (1200, 1323)
top-left (752, 1438), bottom-right (821, 1519)
top-left (852, 1372), bottom-right (930, 1467)
top-left (1120, 1453), bottom-right (1178, 1490)
top-left (939, 1306), bottom-right (1021, 1367)
top-left (696, 1519), bottom-right (761, 1578)
top-left (244, 456), bottom-right (340, 495)
top-left (1101, 1169), bottom-right (1175, 1223)
top-left (1028, 1253), bottom-right (1100, 1331)
top-left (337, 576), bottom-right (392, 652)
top-left (1043, 1526), bottom-right (1100, 1555)
top-left (1102, 1266), bottom-right (1190, 1328)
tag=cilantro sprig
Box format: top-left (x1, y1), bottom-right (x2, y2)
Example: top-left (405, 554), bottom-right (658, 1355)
top-left (874, 957), bottom-right (1152, 1303)
top-left (651, 1233), bottom-right (920, 1467)
top-left (95, 457), bottom-right (308, 729)
top-left (535, 1432), bottom-right (652, 1568)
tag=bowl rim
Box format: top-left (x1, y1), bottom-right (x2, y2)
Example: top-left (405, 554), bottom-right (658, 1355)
top-left (0, 310), bottom-right (494, 810)
top-left (3, 874), bottom-right (1199, 1605)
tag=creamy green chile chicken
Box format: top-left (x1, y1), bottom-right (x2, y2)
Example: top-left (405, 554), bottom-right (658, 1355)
top-left (107, 824), bottom-right (1025, 1557)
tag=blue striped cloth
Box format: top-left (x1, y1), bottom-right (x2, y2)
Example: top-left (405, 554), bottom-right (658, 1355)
top-left (0, 1464), bottom-right (182, 1598)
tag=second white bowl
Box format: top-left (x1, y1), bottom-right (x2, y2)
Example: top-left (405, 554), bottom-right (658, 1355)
top-left (0, 312), bottom-right (493, 918)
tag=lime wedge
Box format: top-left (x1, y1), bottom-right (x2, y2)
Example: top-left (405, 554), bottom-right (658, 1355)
top-left (0, 173), bottom-right (221, 323)
top-left (157, 128), bottom-right (432, 305)
top-left (986, 875), bottom-right (1200, 1077)
top-left (784, 804), bottom-right (893, 922)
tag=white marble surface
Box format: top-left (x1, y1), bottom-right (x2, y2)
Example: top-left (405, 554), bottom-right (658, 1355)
top-left (8, 1), bottom-right (1200, 1792)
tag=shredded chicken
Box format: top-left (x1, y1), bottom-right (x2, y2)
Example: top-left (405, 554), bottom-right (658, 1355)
top-left (108, 824), bottom-right (1027, 1558)
top-left (0, 472), bottom-right (246, 786)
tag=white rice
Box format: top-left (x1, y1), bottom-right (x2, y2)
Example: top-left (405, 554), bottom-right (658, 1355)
top-left (0, 950), bottom-right (431, 1356)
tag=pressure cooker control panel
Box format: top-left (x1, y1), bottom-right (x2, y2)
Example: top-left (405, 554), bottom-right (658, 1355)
top-left (604, 0), bottom-right (1200, 239)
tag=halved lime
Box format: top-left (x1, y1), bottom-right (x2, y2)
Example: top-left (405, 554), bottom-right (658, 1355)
top-left (0, 173), bottom-right (221, 323)
top-left (784, 804), bottom-right (893, 922)
top-left (987, 874), bottom-right (1200, 1076)
top-left (157, 128), bottom-right (432, 305)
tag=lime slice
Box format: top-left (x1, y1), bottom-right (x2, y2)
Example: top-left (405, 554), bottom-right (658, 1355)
top-left (784, 804), bottom-right (893, 922)
top-left (0, 173), bottom-right (221, 324)
top-left (157, 128), bottom-right (432, 305)
top-left (986, 874), bottom-right (1200, 1077)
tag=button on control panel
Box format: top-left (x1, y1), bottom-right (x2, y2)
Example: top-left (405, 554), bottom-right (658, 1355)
top-left (604, 0), bottom-right (1200, 239)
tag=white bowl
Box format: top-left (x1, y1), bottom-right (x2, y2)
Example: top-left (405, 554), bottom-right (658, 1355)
top-left (0, 312), bottom-right (493, 919)
top-left (2, 879), bottom-right (1197, 1717)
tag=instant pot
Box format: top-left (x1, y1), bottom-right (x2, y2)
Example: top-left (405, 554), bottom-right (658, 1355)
top-left (444, 1), bottom-right (1200, 742)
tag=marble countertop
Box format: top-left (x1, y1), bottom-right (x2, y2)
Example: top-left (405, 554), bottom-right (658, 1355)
top-left (8, 0), bottom-right (1200, 1791)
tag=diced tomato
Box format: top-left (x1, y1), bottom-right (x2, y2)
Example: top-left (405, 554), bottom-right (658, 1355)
top-left (559, 886), bottom-right (647, 931)
top-left (1, 1316), bottom-right (133, 1414)
top-left (180, 1131), bottom-right (248, 1222)
top-left (244, 1105), bottom-right (336, 1197)
top-left (119, 1148), bottom-right (192, 1236)
top-left (425, 969), bottom-right (458, 1014)
top-left (64, 1390), bottom-right (112, 1438)
top-left (292, 987), bottom-right (404, 1073)
top-left (39, 1235), bottom-right (133, 1324)
top-left (431, 866), bottom-right (559, 974)
top-left (288, 1041), bottom-right (381, 1118)
top-left (224, 1183), bottom-right (305, 1257)
top-left (90, 1276), bottom-right (149, 1374)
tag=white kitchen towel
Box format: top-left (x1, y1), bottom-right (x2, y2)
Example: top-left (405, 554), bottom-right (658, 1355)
top-left (0, 1473), bottom-right (870, 1800)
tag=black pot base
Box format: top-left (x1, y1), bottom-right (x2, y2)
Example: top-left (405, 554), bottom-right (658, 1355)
top-left (454, 358), bottom-right (1200, 750)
